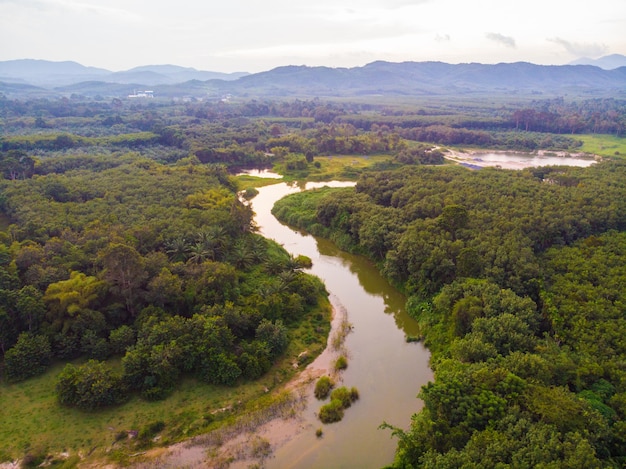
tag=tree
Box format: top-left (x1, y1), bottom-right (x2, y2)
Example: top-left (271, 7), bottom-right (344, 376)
top-left (146, 267), bottom-right (183, 309)
top-left (0, 150), bottom-right (35, 180)
top-left (4, 333), bottom-right (52, 382)
top-left (100, 244), bottom-right (147, 315)
top-left (438, 204), bottom-right (468, 241)
top-left (109, 325), bottom-right (136, 355)
top-left (43, 271), bottom-right (106, 333)
top-left (255, 319), bottom-right (289, 358)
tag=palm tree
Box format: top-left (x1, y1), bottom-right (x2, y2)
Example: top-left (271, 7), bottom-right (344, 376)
top-left (165, 236), bottom-right (190, 262)
top-left (230, 239), bottom-right (255, 270)
top-left (196, 226), bottom-right (229, 261)
top-left (248, 234), bottom-right (268, 264)
top-left (187, 242), bottom-right (212, 264)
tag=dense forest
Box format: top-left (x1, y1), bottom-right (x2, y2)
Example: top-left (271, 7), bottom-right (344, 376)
top-left (273, 159), bottom-right (626, 467)
top-left (1, 93), bottom-right (625, 466)
top-left (0, 155), bottom-right (331, 401)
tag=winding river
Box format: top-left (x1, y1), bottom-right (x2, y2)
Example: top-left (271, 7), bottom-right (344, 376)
top-left (251, 180), bottom-right (433, 468)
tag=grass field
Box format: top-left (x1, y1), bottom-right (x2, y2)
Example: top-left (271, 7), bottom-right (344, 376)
top-left (578, 134), bottom-right (626, 158)
top-left (0, 298), bottom-right (331, 466)
top-left (273, 154), bottom-right (396, 182)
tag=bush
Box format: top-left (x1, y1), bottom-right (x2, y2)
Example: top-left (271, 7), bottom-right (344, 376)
top-left (330, 386), bottom-right (359, 409)
top-left (242, 187), bottom-right (259, 200)
top-left (56, 360), bottom-right (127, 410)
top-left (318, 399), bottom-right (345, 424)
top-left (314, 376), bottom-right (334, 400)
top-left (318, 386), bottom-right (360, 424)
top-left (334, 355), bottom-right (348, 371)
top-left (3, 333), bottom-right (52, 382)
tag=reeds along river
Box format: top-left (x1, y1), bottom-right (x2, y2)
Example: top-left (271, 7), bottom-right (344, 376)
top-left (251, 180), bottom-right (433, 469)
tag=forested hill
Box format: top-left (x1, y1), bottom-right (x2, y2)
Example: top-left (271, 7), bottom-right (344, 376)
top-left (226, 61), bottom-right (626, 97)
top-left (2, 60), bottom-right (625, 98)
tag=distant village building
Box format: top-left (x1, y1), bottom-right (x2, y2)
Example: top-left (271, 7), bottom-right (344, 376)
top-left (128, 90), bottom-right (154, 98)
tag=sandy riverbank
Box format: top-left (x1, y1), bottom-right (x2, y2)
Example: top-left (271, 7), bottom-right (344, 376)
top-left (129, 296), bottom-right (350, 469)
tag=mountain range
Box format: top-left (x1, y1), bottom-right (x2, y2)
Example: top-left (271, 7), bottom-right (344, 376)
top-left (568, 54), bottom-right (626, 69)
top-left (1, 56), bottom-right (625, 99)
top-left (0, 60), bottom-right (248, 87)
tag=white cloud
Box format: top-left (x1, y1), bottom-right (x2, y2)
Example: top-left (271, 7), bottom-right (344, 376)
top-left (547, 37), bottom-right (609, 58)
top-left (486, 33), bottom-right (516, 49)
top-left (0, 0), bottom-right (624, 71)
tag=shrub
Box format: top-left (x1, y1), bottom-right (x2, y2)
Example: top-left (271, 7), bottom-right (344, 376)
top-left (318, 386), bottom-right (360, 424)
top-left (330, 386), bottom-right (358, 409)
top-left (318, 399), bottom-right (345, 424)
top-left (314, 376), bottom-right (334, 400)
top-left (3, 333), bottom-right (52, 382)
top-left (56, 360), bottom-right (127, 410)
top-left (334, 355), bottom-right (348, 371)
top-left (242, 187), bottom-right (259, 200)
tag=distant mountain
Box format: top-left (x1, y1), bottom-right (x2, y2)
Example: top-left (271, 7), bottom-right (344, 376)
top-left (123, 65), bottom-right (248, 82)
top-left (1, 59), bottom-right (625, 99)
top-left (215, 61), bottom-right (626, 97)
top-left (0, 59), bottom-right (110, 87)
top-left (0, 80), bottom-right (56, 98)
top-left (568, 54), bottom-right (626, 70)
top-left (0, 59), bottom-right (248, 88)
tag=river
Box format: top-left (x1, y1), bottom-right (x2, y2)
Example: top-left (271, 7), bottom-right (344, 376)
top-left (251, 180), bottom-right (433, 469)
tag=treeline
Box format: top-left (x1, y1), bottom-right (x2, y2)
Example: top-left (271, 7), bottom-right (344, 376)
top-left (336, 98), bottom-right (626, 137)
top-left (0, 132), bottom-right (159, 152)
top-left (2, 95), bottom-right (623, 174)
top-left (396, 126), bottom-right (582, 150)
top-left (0, 157), bottom-right (327, 407)
top-left (511, 98), bottom-right (626, 135)
top-left (272, 160), bottom-right (626, 467)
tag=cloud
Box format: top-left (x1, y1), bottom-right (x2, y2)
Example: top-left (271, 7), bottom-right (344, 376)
top-left (435, 33), bottom-right (451, 42)
top-left (547, 37), bottom-right (608, 58)
top-left (486, 32), bottom-right (516, 48)
top-left (375, 0), bottom-right (430, 8)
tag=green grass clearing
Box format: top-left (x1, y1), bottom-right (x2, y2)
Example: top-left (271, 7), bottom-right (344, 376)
top-left (578, 134), bottom-right (626, 158)
top-left (274, 154), bottom-right (395, 182)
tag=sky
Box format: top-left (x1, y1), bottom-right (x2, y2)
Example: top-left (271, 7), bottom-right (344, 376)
top-left (1, 0), bottom-right (625, 73)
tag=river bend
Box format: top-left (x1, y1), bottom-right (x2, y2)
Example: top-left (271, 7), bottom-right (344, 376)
top-left (251, 181), bottom-right (433, 469)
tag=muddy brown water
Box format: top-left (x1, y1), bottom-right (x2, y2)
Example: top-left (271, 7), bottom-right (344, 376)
top-left (251, 181), bottom-right (433, 469)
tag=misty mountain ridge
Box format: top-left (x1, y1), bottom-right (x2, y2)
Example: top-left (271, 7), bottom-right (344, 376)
top-left (568, 54), bottom-right (626, 69)
top-left (0, 58), bottom-right (624, 99)
top-left (0, 59), bottom-right (248, 87)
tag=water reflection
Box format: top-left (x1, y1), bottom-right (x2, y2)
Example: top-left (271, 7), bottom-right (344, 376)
top-left (446, 150), bottom-right (598, 170)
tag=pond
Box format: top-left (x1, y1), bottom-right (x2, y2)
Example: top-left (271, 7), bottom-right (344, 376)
top-left (446, 150), bottom-right (598, 170)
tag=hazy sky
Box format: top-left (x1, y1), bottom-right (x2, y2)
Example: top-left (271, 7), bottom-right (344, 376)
top-left (1, 0), bottom-right (625, 72)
